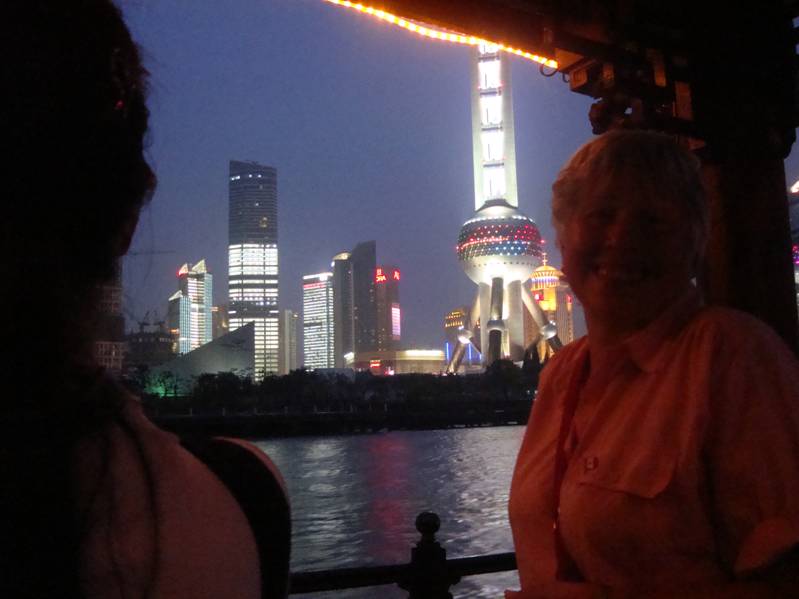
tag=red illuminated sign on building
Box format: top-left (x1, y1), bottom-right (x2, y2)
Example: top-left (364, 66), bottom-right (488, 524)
top-left (375, 267), bottom-right (400, 284)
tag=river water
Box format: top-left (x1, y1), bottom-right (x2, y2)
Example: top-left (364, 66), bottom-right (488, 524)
top-left (254, 425), bottom-right (526, 598)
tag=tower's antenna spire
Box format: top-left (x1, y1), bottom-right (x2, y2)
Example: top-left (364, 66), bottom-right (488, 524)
top-left (471, 42), bottom-right (518, 211)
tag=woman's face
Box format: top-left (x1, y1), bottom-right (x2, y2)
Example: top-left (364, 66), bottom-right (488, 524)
top-left (559, 175), bottom-right (698, 334)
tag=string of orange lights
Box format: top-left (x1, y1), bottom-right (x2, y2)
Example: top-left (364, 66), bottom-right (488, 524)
top-left (322, 0), bottom-right (558, 69)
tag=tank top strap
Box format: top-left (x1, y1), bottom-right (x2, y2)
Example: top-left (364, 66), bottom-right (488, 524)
top-left (181, 436), bottom-right (290, 599)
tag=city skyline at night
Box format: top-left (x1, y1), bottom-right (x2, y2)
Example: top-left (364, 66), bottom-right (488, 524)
top-left (119, 1), bottom-right (799, 353)
top-left (118, 0), bottom-right (596, 354)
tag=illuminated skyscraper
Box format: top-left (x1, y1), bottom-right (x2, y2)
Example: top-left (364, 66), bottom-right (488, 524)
top-left (448, 44), bottom-right (560, 371)
top-left (167, 259), bottom-right (213, 355)
top-left (375, 265), bottom-right (401, 351)
top-left (350, 241), bottom-right (378, 352)
top-left (331, 241), bottom-right (379, 364)
top-left (278, 308), bottom-right (298, 375)
top-left (228, 160), bottom-right (279, 378)
top-left (303, 272), bottom-right (335, 369)
top-left (331, 251), bottom-right (354, 366)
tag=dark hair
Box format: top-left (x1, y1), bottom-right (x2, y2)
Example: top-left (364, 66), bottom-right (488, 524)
top-left (0, 1), bottom-right (154, 596)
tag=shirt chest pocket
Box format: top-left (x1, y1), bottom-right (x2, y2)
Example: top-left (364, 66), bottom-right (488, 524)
top-left (575, 454), bottom-right (675, 499)
top-left (561, 454), bottom-right (680, 552)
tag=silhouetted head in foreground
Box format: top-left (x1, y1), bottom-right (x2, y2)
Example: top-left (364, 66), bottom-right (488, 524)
top-left (1, 2), bottom-right (153, 597)
top-left (2, 0), bottom-right (154, 382)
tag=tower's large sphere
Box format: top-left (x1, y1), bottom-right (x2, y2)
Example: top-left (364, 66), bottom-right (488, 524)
top-left (457, 202), bottom-right (543, 285)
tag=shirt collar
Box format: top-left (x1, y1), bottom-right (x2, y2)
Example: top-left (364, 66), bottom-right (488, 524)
top-left (622, 286), bottom-right (703, 373)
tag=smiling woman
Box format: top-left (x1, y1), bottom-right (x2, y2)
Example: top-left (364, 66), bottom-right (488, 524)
top-left (507, 131), bottom-right (799, 599)
top-left (552, 131), bottom-right (706, 343)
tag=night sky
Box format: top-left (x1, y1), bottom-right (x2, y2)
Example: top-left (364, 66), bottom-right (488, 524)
top-left (120, 0), bottom-right (799, 351)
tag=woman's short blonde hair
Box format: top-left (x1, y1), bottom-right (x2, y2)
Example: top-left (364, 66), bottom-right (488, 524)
top-left (551, 130), bottom-right (708, 256)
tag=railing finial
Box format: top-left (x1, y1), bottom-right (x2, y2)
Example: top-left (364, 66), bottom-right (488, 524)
top-left (400, 511), bottom-right (460, 599)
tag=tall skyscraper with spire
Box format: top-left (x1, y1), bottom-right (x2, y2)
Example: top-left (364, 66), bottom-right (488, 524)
top-left (448, 44), bottom-right (560, 371)
top-left (227, 160), bottom-right (279, 378)
top-left (470, 42), bottom-right (519, 212)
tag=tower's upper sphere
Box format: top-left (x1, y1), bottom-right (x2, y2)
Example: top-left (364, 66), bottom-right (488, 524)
top-left (457, 201), bottom-right (543, 284)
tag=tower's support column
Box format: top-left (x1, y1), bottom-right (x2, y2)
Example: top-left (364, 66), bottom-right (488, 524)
top-left (505, 280), bottom-right (525, 362)
top-left (446, 341), bottom-right (467, 374)
top-left (521, 284), bottom-right (563, 352)
top-left (478, 282), bottom-right (491, 362)
top-left (446, 291), bottom-right (483, 373)
top-left (467, 292), bottom-right (482, 353)
top-left (486, 277), bottom-right (505, 365)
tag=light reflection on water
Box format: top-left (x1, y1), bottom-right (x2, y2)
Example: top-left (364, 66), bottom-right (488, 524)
top-left (254, 425), bottom-right (525, 598)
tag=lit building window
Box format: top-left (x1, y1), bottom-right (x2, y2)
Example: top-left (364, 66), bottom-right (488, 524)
top-left (480, 94), bottom-right (502, 126)
top-left (478, 59), bottom-right (501, 89)
top-left (478, 41), bottom-right (500, 55)
top-left (483, 165), bottom-right (506, 200)
top-left (481, 129), bottom-right (504, 162)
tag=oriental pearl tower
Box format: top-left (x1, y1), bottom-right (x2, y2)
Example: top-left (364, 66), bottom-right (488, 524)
top-left (447, 42), bottom-right (561, 371)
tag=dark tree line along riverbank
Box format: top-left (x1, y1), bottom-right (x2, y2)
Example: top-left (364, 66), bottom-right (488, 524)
top-left (129, 360), bottom-right (541, 437)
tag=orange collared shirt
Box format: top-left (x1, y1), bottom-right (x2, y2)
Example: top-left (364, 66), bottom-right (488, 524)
top-left (509, 290), bottom-right (799, 592)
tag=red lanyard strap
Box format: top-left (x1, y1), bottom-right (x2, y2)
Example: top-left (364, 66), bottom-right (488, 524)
top-left (552, 350), bottom-right (591, 581)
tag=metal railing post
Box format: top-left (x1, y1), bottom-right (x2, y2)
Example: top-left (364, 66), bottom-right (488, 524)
top-left (398, 512), bottom-right (460, 599)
